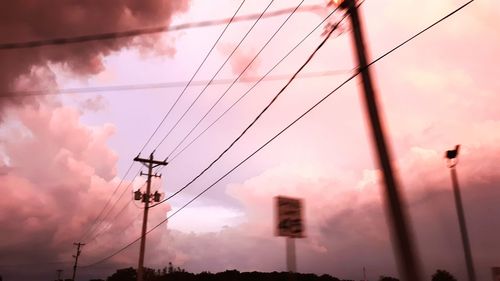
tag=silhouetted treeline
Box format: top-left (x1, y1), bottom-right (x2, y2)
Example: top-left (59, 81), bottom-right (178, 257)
top-left (100, 265), bottom-right (456, 281)
top-left (105, 266), bottom-right (341, 281)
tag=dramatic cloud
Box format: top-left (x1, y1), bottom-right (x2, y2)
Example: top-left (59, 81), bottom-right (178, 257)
top-left (1, 0), bottom-right (499, 280)
top-left (0, 100), bottom-right (171, 280)
top-left (157, 139), bottom-right (500, 281)
top-left (0, 0), bottom-right (190, 118)
top-left (0, 0), bottom-right (191, 274)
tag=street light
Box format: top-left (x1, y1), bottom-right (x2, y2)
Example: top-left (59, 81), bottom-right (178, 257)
top-left (445, 144), bottom-right (476, 281)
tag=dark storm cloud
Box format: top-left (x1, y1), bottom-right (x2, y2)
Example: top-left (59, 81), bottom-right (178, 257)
top-left (0, 0), bottom-right (189, 117)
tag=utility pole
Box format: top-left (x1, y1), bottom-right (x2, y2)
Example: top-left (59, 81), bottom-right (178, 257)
top-left (134, 152), bottom-right (168, 281)
top-left (336, 1), bottom-right (422, 281)
top-left (445, 145), bottom-right (476, 281)
top-left (72, 242), bottom-right (84, 281)
top-left (56, 269), bottom-right (63, 281)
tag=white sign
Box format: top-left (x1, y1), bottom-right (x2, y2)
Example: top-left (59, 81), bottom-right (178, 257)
top-left (275, 196), bottom-right (304, 238)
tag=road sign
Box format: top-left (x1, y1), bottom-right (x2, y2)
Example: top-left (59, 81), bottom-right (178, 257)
top-left (275, 196), bottom-right (304, 238)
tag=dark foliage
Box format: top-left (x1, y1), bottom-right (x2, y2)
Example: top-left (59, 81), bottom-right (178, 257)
top-left (379, 276), bottom-right (400, 281)
top-left (103, 266), bottom-right (341, 281)
top-left (431, 270), bottom-right (457, 281)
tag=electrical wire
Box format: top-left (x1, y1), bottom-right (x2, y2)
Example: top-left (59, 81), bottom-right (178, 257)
top-left (80, 0), bottom-right (247, 241)
top-left (86, 168), bottom-right (163, 243)
top-left (85, 200), bottom-right (133, 244)
top-left (80, 0), bottom-right (246, 247)
top-left (0, 261), bottom-right (72, 268)
top-left (165, 0), bottom-right (306, 160)
top-left (80, 0), bottom-right (474, 267)
top-left (0, 5), bottom-right (325, 50)
top-left (150, 7), bottom-right (344, 210)
top-left (86, 194), bottom-right (144, 245)
top-left (167, 6), bottom-right (344, 162)
top-left (2, 69), bottom-right (351, 98)
top-left (82, 169), bottom-right (143, 243)
top-left (89, 181), bottom-right (147, 243)
top-left (81, 5), bottom-right (342, 266)
top-left (152, 0), bottom-right (277, 152)
top-left (78, 162), bottom-right (136, 242)
top-left (138, 0), bottom-right (246, 154)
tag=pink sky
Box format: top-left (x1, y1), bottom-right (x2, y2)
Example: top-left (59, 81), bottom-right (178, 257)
top-left (0, 0), bottom-right (499, 280)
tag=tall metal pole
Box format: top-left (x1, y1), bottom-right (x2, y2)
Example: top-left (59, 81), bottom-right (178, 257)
top-left (340, 1), bottom-right (422, 280)
top-left (446, 145), bottom-right (476, 281)
top-left (72, 242), bottom-right (84, 281)
top-left (134, 152), bottom-right (168, 281)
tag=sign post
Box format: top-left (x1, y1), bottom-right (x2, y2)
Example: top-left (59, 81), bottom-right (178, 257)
top-left (275, 196), bottom-right (305, 275)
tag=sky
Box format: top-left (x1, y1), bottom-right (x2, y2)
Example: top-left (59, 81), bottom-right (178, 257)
top-left (0, 0), bottom-right (499, 281)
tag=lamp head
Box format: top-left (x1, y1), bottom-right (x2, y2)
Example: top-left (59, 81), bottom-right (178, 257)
top-left (445, 145), bottom-right (460, 160)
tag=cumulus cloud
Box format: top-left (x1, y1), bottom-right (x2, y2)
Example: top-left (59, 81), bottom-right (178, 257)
top-left (157, 138), bottom-right (500, 280)
top-left (0, 0), bottom-right (190, 118)
top-left (0, 100), bottom-right (171, 280)
top-left (144, 1), bottom-right (500, 278)
top-left (1, 1), bottom-right (499, 280)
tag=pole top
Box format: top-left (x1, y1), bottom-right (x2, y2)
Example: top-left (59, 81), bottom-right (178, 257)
top-left (329, 0), bottom-right (353, 10)
top-left (445, 145), bottom-right (460, 168)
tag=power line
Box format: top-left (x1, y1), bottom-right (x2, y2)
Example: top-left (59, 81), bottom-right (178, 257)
top-left (138, 0), bottom-right (247, 154)
top-left (150, 6), bottom-right (344, 210)
top-left (82, 171), bottom-right (144, 243)
top-left (167, 6), bottom-right (344, 162)
top-left (2, 69), bottom-right (351, 98)
top-left (80, 0), bottom-right (474, 267)
top-left (78, 162), bottom-right (137, 242)
top-left (0, 261), bottom-right (72, 268)
top-left (152, 0), bottom-right (277, 152)
top-left (165, 0), bottom-right (307, 160)
top-left (0, 5), bottom-right (325, 50)
top-left (81, 7), bottom-right (343, 266)
top-left (85, 182), bottom-right (147, 245)
top-left (76, 0), bottom-right (345, 246)
top-left (80, 1), bottom-right (247, 242)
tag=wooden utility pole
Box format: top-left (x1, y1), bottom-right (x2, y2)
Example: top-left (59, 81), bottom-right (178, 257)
top-left (72, 242), bottom-right (85, 281)
top-left (338, 1), bottom-right (422, 280)
top-left (134, 152), bottom-right (168, 281)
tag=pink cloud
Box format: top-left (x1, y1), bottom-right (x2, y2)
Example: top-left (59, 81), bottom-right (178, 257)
top-left (0, 0), bottom-right (190, 118)
top-left (0, 100), bottom-right (171, 280)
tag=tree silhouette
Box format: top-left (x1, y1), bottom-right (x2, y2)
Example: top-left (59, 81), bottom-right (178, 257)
top-left (379, 276), bottom-right (400, 281)
top-left (431, 270), bottom-right (457, 281)
top-left (103, 265), bottom-right (344, 281)
top-left (107, 267), bottom-right (136, 281)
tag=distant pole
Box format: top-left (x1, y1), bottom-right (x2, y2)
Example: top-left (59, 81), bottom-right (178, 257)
top-left (363, 266), bottom-right (366, 281)
top-left (72, 242), bottom-right (85, 281)
top-left (134, 152), bottom-right (168, 281)
top-left (445, 145), bottom-right (476, 281)
top-left (286, 237), bottom-right (297, 273)
top-left (286, 237), bottom-right (297, 281)
top-left (337, 1), bottom-right (422, 281)
top-left (56, 269), bottom-right (63, 281)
